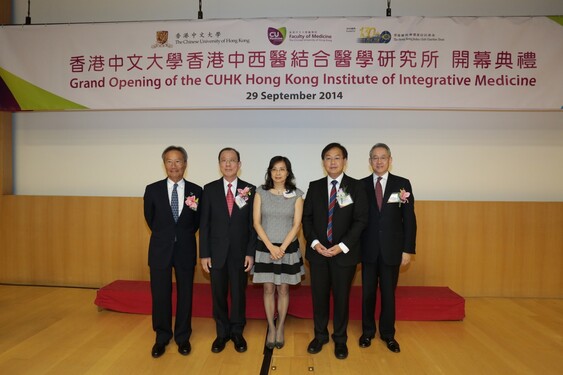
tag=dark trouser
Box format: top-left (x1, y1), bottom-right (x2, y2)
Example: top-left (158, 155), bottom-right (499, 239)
top-left (209, 255), bottom-right (248, 338)
top-left (361, 257), bottom-right (400, 339)
top-left (150, 262), bottom-right (195, 345)
top-left (309, 259), bottom-right (356, 344)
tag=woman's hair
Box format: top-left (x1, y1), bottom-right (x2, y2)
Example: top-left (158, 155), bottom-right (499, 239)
top-left (262, 156), bottom-right (296, 192)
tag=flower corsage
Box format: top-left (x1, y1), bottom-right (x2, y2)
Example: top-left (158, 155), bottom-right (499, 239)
top-left (336, 186), bottom-right (354, 207)
top-left (398, 188), bottom-right (410, 207)
top-left (235, 186), bottom-right (253, 208)
top-left (185, 194), bottom-right (199, 211)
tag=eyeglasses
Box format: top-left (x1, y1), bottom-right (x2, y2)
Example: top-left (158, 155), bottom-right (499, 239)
top-left (370, 156), bottom-right (389, 162)
top-left (165, 160), bottom-right (185, 166)
top-left (220, 159), bottom-right (239, 164)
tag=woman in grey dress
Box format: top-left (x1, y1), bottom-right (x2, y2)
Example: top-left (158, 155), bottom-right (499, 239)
top-left (253, 156), bottom-right (305, 349)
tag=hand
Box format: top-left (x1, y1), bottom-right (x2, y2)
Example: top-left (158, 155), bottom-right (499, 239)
top-left (401, 253), bottom-right (411, 266)
top-left (201, 257), bottom-right (212, 273)
top-left (244, 256), bottom-right (254, 272)
top-left (269, 245), bottom-right (284, 260)
top-left (326, 244), bottom-right (343, 256)
top-left (314, 243), bottom-right (331, 258)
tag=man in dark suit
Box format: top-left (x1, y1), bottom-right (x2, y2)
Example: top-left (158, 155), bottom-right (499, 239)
top-left (359, 143), bottom-right (417, 353)
top-left (302, 142), bottom-right (368, 360)
top-left (199, 147), bottom-right (257, 354)
top-left (144, 145), bottom-right (202, 358)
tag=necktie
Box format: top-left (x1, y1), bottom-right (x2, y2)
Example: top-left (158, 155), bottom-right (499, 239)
top-left (171, 183), bottom-right (179, 222)
top-left (376, 176), bottom-right (383, 211)
top-left (226, 183), bottom-right (234, 216)
top-left (327, 180), bottom-right (337, 243)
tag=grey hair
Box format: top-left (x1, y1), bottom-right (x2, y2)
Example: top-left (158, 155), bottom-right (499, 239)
top-left (161, 145), bottom-right (188, 162)
top-left (369, 143), bottom-right (391, 157)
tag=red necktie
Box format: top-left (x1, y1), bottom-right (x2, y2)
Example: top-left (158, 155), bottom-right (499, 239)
top-left (327, 180), bottom-right (337, 243)
top-left (226, 183), bottom-right (234, 216)
top-left (376, 176), bottom-right (383, 211)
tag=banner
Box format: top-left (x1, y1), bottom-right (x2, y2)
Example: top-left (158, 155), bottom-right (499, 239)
top-left (0, 16), bottom-right (561, 111)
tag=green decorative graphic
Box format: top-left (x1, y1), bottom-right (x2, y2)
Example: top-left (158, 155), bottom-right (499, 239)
top-left (548, 16), bottom-right (563, 26)
top-left (0, 67), bottom-right (87, 111)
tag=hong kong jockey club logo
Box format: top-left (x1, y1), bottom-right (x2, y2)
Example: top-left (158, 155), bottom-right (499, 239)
top-left (268, 27), bottom-right (286, 45)
top-left (152, 30), bottom-right (172, 48)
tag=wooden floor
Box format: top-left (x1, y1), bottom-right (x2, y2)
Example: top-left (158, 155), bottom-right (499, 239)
top-left (0, 285), bottom-right (561, 375)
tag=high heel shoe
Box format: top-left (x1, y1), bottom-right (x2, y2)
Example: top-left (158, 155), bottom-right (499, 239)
top-left (266, 341), bottom-right (275, 350)
top-left (274, 340), bottom-right (284, 349)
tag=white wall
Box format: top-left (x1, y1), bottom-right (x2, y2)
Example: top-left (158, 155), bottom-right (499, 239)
top-left (10, 0), bottom-right (563, 201)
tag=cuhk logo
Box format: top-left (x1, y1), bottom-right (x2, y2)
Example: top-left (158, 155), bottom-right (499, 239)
top-left (268, 27), bottom-right (286, 45)
top-left (156, 31), bottom-right (169, 45)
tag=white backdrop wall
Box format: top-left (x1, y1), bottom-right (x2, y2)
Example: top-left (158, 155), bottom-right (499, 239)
top-left (10, 0), bottom-right (563, 201)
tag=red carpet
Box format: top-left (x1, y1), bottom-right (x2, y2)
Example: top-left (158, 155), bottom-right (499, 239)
top-left (94, 280), bottom-right (465, 321)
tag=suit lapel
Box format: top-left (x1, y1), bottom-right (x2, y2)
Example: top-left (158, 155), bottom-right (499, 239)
top-left (230, 180), bottom-right (248, 218)
top-left (382, 174), bottom-right (397, 212)
top-left (177, 179), bottom-right (187, 221)
top-left (159, 179), bottom-right (176, 222)
top-left (218, 178), bottom-right (234, 218)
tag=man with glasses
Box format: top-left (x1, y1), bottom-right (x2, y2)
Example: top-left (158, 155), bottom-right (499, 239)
top-left (302, 142), bottom-right (368, 359)
top-left (199, 147), bottom-right (257, 354)
top-left (144, 145), bottom-right (202, 358)
top-left (359, 143), bottom-right (417, 353)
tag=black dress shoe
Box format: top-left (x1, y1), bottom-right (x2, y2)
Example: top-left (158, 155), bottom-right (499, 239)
top-left (231, 334), bottom-right (248, 353)
top-left (359, 334), bottom-right (374, 348)
top-left (307, 338), bottom-right (328, 354)
top-left (382, 337), bottom-right (401, 353)
top-left (211, 337), bottom-right (229, 353)
top-left (334, 343), bottom-right (348, 359)
top-left (151, 342), bottom-right (167, 358)
top-left (178, 340), bottom-right (191, 355)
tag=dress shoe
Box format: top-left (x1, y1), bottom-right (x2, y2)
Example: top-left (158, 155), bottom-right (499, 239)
top-left (382, 337), bottom-right (401, 353)
top-left (359, 334), bottom-right (374, 348)
top-left (178, 340), bottom-right (191, 355)
top-left (231, 334), bottom-right (248, 353)
top-left (274, 340), bottom-right (284, 349)
top-left (307, 338), bottom-right (328, 354)
top-left (211, 336), bottom-right (229, 353)
top-left (151, 342), bottom-right (167, 358)
top-left (334, 343), bottom-right (348, 359)
top-left (265, 341), bottom-right (275, 350)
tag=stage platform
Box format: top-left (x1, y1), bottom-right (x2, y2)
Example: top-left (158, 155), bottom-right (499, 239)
top-left (95, 280), bottom-right (465, 321)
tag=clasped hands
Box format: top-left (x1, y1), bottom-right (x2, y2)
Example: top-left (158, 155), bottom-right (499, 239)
top-left (314, 243), bottom-right (342, 257)
top-left (269, 245), bottom-right (285, 260)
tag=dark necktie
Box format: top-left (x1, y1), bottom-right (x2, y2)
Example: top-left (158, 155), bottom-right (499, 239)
top-left (376, 176), bottom-right (383, 211)
top-left (171, 183), bottom-right (179, 222)
top-left (327, 180), bottom-right (337, 243)
top-left (226, 183), bottom-right (234, 216)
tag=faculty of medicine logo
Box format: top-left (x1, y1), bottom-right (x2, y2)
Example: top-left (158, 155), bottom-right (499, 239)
top-left (357, 26), bottom-right (391, 44)
top-left (268, 27), bottom-right (287, 45)
top-left (152, 30), bottom-right (173, 48)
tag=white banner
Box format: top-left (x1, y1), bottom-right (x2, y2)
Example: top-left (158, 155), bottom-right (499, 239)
top-left (0, 16), bottom-right (561, 111)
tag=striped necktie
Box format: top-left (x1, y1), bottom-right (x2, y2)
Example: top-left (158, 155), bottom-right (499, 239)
top-left (327, 180), bottom-right (337, 243)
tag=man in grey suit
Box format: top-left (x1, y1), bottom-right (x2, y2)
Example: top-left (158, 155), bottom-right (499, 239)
top-left (144, 145), bottom-right (202, 358)
top-left (199, 147), bottom-right (257, 354)
top-left (359, 143), bottom-right (417, 353)
top-left (302, 142), bottom-right (368, 360)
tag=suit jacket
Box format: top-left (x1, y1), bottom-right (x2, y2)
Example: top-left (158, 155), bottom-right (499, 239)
top-left (302, 174), bottom-right (368, 267)
top-left (360, 173), bottom-right (417, 266)
top-left (199, 178), bottom-right (257, 269)
top-left (144, 178), bottom-right (202, 269)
